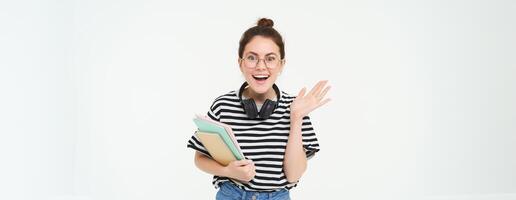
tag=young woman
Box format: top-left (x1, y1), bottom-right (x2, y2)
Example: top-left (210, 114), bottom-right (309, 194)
top-left (187, 18), bottom-right (331, 200)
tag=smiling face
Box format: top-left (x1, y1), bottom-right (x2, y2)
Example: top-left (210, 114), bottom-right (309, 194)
top-left (239, 35), bottom-right (284, 99)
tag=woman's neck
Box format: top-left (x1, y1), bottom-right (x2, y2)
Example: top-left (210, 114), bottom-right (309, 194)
top-left (244, 87), bottom-right (276, 104)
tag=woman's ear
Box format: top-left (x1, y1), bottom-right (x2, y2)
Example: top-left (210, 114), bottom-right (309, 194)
top-left (278, 59), bottom-right (285, 75)
top-left (238, 58), bottom-right (244, 73)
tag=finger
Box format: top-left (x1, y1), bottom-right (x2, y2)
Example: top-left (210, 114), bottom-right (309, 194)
top-left (244, 159), bottom-right (254, 166)
top-left (314, 98), bottom-right (331, 110)
top-left (233, 159), bottom-right (252, 166)
top-left (316, 80), bottom-right (329, 95)
top-left (297, 87), bottom-right (306, 98)
top-left (318, 85), bottom-right (331, 100)
top-left (307, 81), bottom-right (323, 96)
top-left (309, 80), bottom-right (328, 97)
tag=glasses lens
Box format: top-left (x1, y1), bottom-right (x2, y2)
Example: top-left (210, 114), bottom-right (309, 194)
top-left (265, 56), bottom-right (279, 69)
top-left (244, 55), bottom-right (257, 68)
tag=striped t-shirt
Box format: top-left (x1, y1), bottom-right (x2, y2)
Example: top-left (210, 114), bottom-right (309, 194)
top-left (187, 89), bottom-right (320, 192)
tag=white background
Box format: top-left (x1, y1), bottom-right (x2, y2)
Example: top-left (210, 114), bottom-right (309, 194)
top-left (1, 0), bottom-right (515, 200)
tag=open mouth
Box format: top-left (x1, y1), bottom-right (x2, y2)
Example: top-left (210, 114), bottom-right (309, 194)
top-left (252, 75), bottom-right (269, 81)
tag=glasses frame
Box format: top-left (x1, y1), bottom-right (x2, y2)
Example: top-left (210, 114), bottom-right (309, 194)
top-left (239, 54), bottom-right (285, 69)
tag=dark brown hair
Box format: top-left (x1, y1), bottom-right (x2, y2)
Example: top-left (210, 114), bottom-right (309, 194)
top-left (238, 18), bottom-right (285, 59)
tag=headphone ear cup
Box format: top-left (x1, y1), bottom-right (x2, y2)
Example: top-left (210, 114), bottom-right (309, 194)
top-left (259, 99), bottom-right (277, 119)
top-left (242, 99), bottom-right (259, 119)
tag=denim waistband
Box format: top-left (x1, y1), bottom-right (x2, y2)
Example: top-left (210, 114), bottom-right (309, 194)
top-left (218, 181), bottom-right (290, 200)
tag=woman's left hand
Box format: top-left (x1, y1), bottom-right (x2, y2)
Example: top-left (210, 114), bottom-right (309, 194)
top-left (290, 80), bottom-right (331, 120)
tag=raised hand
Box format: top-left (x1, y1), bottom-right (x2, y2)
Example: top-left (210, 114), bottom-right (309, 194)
top-left (290, 80), bottom-right (331, 120)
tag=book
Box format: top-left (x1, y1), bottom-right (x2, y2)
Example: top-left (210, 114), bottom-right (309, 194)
top-left (195, 115), bottom-right (243, 156)
top-left (193, 115), bottom-right (244, 161)
top-left (195, 131), bottom-right (236, 166)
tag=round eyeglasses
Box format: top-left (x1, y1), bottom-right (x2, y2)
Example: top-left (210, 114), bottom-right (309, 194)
top-left (239, 54), bottom-right (283, 69)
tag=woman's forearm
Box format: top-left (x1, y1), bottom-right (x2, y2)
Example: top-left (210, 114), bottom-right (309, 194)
top-left (283, 117), bottom-right (307, 183)
top-left (194, 152), bottom-right (229, 177)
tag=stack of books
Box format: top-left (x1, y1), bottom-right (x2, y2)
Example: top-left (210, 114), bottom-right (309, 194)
top-left (193, 115), bottom-right (244, 166)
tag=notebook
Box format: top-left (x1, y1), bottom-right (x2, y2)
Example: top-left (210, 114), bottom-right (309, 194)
top-left (195, 115), bottom-right (243, 156)
top-left (195, 131), bottom-right (236, 166)
top-left (193, 115), bottom-right (244, 160)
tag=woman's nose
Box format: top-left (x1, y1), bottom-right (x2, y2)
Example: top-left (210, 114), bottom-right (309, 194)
top-left (256, 59), bottom-right (267, 69)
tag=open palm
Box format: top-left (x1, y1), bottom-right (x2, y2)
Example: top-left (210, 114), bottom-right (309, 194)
top-left (290, 80), bottom-right (331, 120)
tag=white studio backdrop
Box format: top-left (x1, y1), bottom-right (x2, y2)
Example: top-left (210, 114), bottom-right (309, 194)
top-left (0, 0), bottom-right (515, 200)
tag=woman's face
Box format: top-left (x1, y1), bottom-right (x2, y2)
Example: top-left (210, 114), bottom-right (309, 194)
top-left (239, 35), bottom-right (284, 95)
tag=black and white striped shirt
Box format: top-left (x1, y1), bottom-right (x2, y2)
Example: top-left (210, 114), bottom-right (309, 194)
top-left (187, 89), bottom-right (320, 192)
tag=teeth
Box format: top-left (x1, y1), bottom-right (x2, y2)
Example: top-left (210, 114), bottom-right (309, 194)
top-left (254, 75), bottom-right (269, 78)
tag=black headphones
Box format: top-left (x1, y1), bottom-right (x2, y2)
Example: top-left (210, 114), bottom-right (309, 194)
top-left (238, 82), bottom-right (281, 119)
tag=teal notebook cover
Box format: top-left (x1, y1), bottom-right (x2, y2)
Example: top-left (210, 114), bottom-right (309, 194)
top-left (193, 118), bottom-right (244, 160)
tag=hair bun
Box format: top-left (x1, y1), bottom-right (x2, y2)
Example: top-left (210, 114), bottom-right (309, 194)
top-left (257, 18), bottom-right (274, 27)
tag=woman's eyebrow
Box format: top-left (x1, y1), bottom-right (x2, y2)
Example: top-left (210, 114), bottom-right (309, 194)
top-left (246, 51), bottom-right (278, 56)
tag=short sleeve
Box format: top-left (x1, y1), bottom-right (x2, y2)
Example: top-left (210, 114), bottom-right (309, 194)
top-left (186, 100), bottom-right (221, 158)
top-left (301, 115), bottom-right (320, 159)
top-left (187, 133), bottom-right (212, 158)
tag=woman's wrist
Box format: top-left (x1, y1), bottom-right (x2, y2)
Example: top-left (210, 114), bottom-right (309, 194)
top-left (290, 115), bottom-right (304, 132)
top-left (290, 112), bottom-right (304, 122)
top-left (220, 165), bottom-right (231, 178)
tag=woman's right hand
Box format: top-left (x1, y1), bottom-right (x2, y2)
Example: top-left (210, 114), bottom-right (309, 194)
top-left (224, 159), bottom-right (256, 182)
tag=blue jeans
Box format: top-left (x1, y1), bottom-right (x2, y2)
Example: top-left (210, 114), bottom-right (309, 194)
top-left (216, 181), bottom-right (291, 200)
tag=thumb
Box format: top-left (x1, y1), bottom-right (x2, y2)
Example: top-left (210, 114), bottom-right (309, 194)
top-left (232, 159), bottom-right (252, 166)
top-left (297, 87), bottom-right (306, 98)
